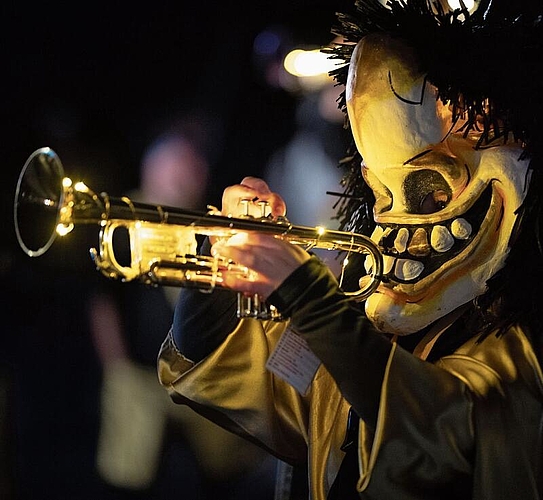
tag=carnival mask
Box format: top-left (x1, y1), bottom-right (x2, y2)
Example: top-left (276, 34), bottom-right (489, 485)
top-left (346, 32), bottom-right (531, 334)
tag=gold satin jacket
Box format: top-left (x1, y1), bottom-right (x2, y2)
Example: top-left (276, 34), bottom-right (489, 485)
top-left (158, 258), bottom-right (543, 499)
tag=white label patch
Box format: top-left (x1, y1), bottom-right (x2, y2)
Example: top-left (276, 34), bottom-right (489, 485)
top-left (266, 327), bottom-right (321, 395)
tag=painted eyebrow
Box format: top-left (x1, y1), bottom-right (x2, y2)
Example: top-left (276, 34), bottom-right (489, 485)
top-left (403, 150), bottom-right (460, 168)
top-left (389, 70), bottom-right (427, 105)
top-left (403, 149), bottom-right (432, 165)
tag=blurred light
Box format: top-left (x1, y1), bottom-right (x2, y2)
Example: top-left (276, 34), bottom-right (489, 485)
top-left (283, 48), bottom-right (337, 78)
top-left (446, 0), bottom-right (476, 11)
top-left (56, 222), bottom-right (74, 236)
top-left (74, 181), bottom-right (89, 192)
top-left (253, 30), bottom-right (282, 57)
top-left (377, 0), bottom-right (477, 13)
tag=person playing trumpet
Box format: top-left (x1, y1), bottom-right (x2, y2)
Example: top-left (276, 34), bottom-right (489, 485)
top-left (158, 1), bottom-right (543, 498)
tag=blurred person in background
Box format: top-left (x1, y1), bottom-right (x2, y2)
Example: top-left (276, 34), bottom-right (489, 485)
top-left (264, 83), bottom-right (345, 228)
top-left (260, 37), bottom-right (349, 497)
top-left (263, 38), bottom-right (347, 277)
top-left (263, 35), bottom-right (346, 229)
top-left (89, 113), bottom-right (278, 500)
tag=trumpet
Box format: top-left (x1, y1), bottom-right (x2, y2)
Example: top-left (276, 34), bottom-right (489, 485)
top-left (14, 147), bottom-right (383, 320)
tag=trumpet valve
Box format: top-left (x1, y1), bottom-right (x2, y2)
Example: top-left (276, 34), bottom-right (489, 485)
top-left (239, 198), bottom-right (271, 219)
top-left (236, 293), bottom-right (283, 321)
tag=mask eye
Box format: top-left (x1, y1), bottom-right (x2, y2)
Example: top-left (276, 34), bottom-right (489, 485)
top-left (403, 170), bottom-right (452, 214)
top-left (419, 189), bottom-right (449, 214)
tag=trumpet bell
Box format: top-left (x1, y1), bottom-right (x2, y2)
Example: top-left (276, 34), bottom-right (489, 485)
top-left (14, 147), bottom-right (65, 257)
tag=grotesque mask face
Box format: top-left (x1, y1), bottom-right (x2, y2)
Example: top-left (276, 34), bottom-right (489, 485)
top-left (346, 33), bottom-right (531, 335)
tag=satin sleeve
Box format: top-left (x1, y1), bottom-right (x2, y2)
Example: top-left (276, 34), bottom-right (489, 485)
top-left (158, 317), bottom-right (314, 464)
top-left (170, 236), bottom-right (241, 362)
top-left (158, 254), bottom-right (543, 498)
top-left (269, 257), bottom-right (543, 498)
top-left (171, 287), bottom-right (239, 362)
top-left (268, 256), bottom-right (393, 428)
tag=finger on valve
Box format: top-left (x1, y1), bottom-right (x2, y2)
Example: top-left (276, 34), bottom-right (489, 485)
top-left (221, 179), bottom-right (286, 218)
top-left (211, 233), bottom-right (310, 298)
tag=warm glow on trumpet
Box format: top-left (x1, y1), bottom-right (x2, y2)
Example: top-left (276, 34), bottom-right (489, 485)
top-left (56, 222), bottom-right (74, 236)
top-left (74, 181), bottom-right (90, 193)
top-left (16, 147), bottom-right (384, 320)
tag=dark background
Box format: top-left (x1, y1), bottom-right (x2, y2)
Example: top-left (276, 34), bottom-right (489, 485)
top-left (2, 1), bottom-right (353, 499)
top-left (4, 1), bottom-right (353, 201)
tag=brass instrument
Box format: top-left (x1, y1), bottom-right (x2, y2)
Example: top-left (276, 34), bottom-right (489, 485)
top-left (14, 147), bottom-right (383, 320)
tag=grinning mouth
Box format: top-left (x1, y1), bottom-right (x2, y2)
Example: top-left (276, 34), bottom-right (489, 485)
top-left (369, 184), bottom-right (492, 284)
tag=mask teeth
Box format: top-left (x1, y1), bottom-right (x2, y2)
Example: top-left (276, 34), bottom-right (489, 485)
top-left (430, 225), bottom-right (455, 252)
top-left (383, 255), bottom-right (395, 274)
top-left (368, 217), bottom-right (473, 282)
top-left (364, 253), bottom-right (424, 281)
top-left (450, 218), bottom-right (472, 240)
top-left (407, 228), bottom-right (431, 257)
top-left (395, 258), bottom-right (425, 280)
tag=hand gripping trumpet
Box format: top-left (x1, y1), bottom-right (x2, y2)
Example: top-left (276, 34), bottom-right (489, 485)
top-left (14, 147), bottom-right (384, 320)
